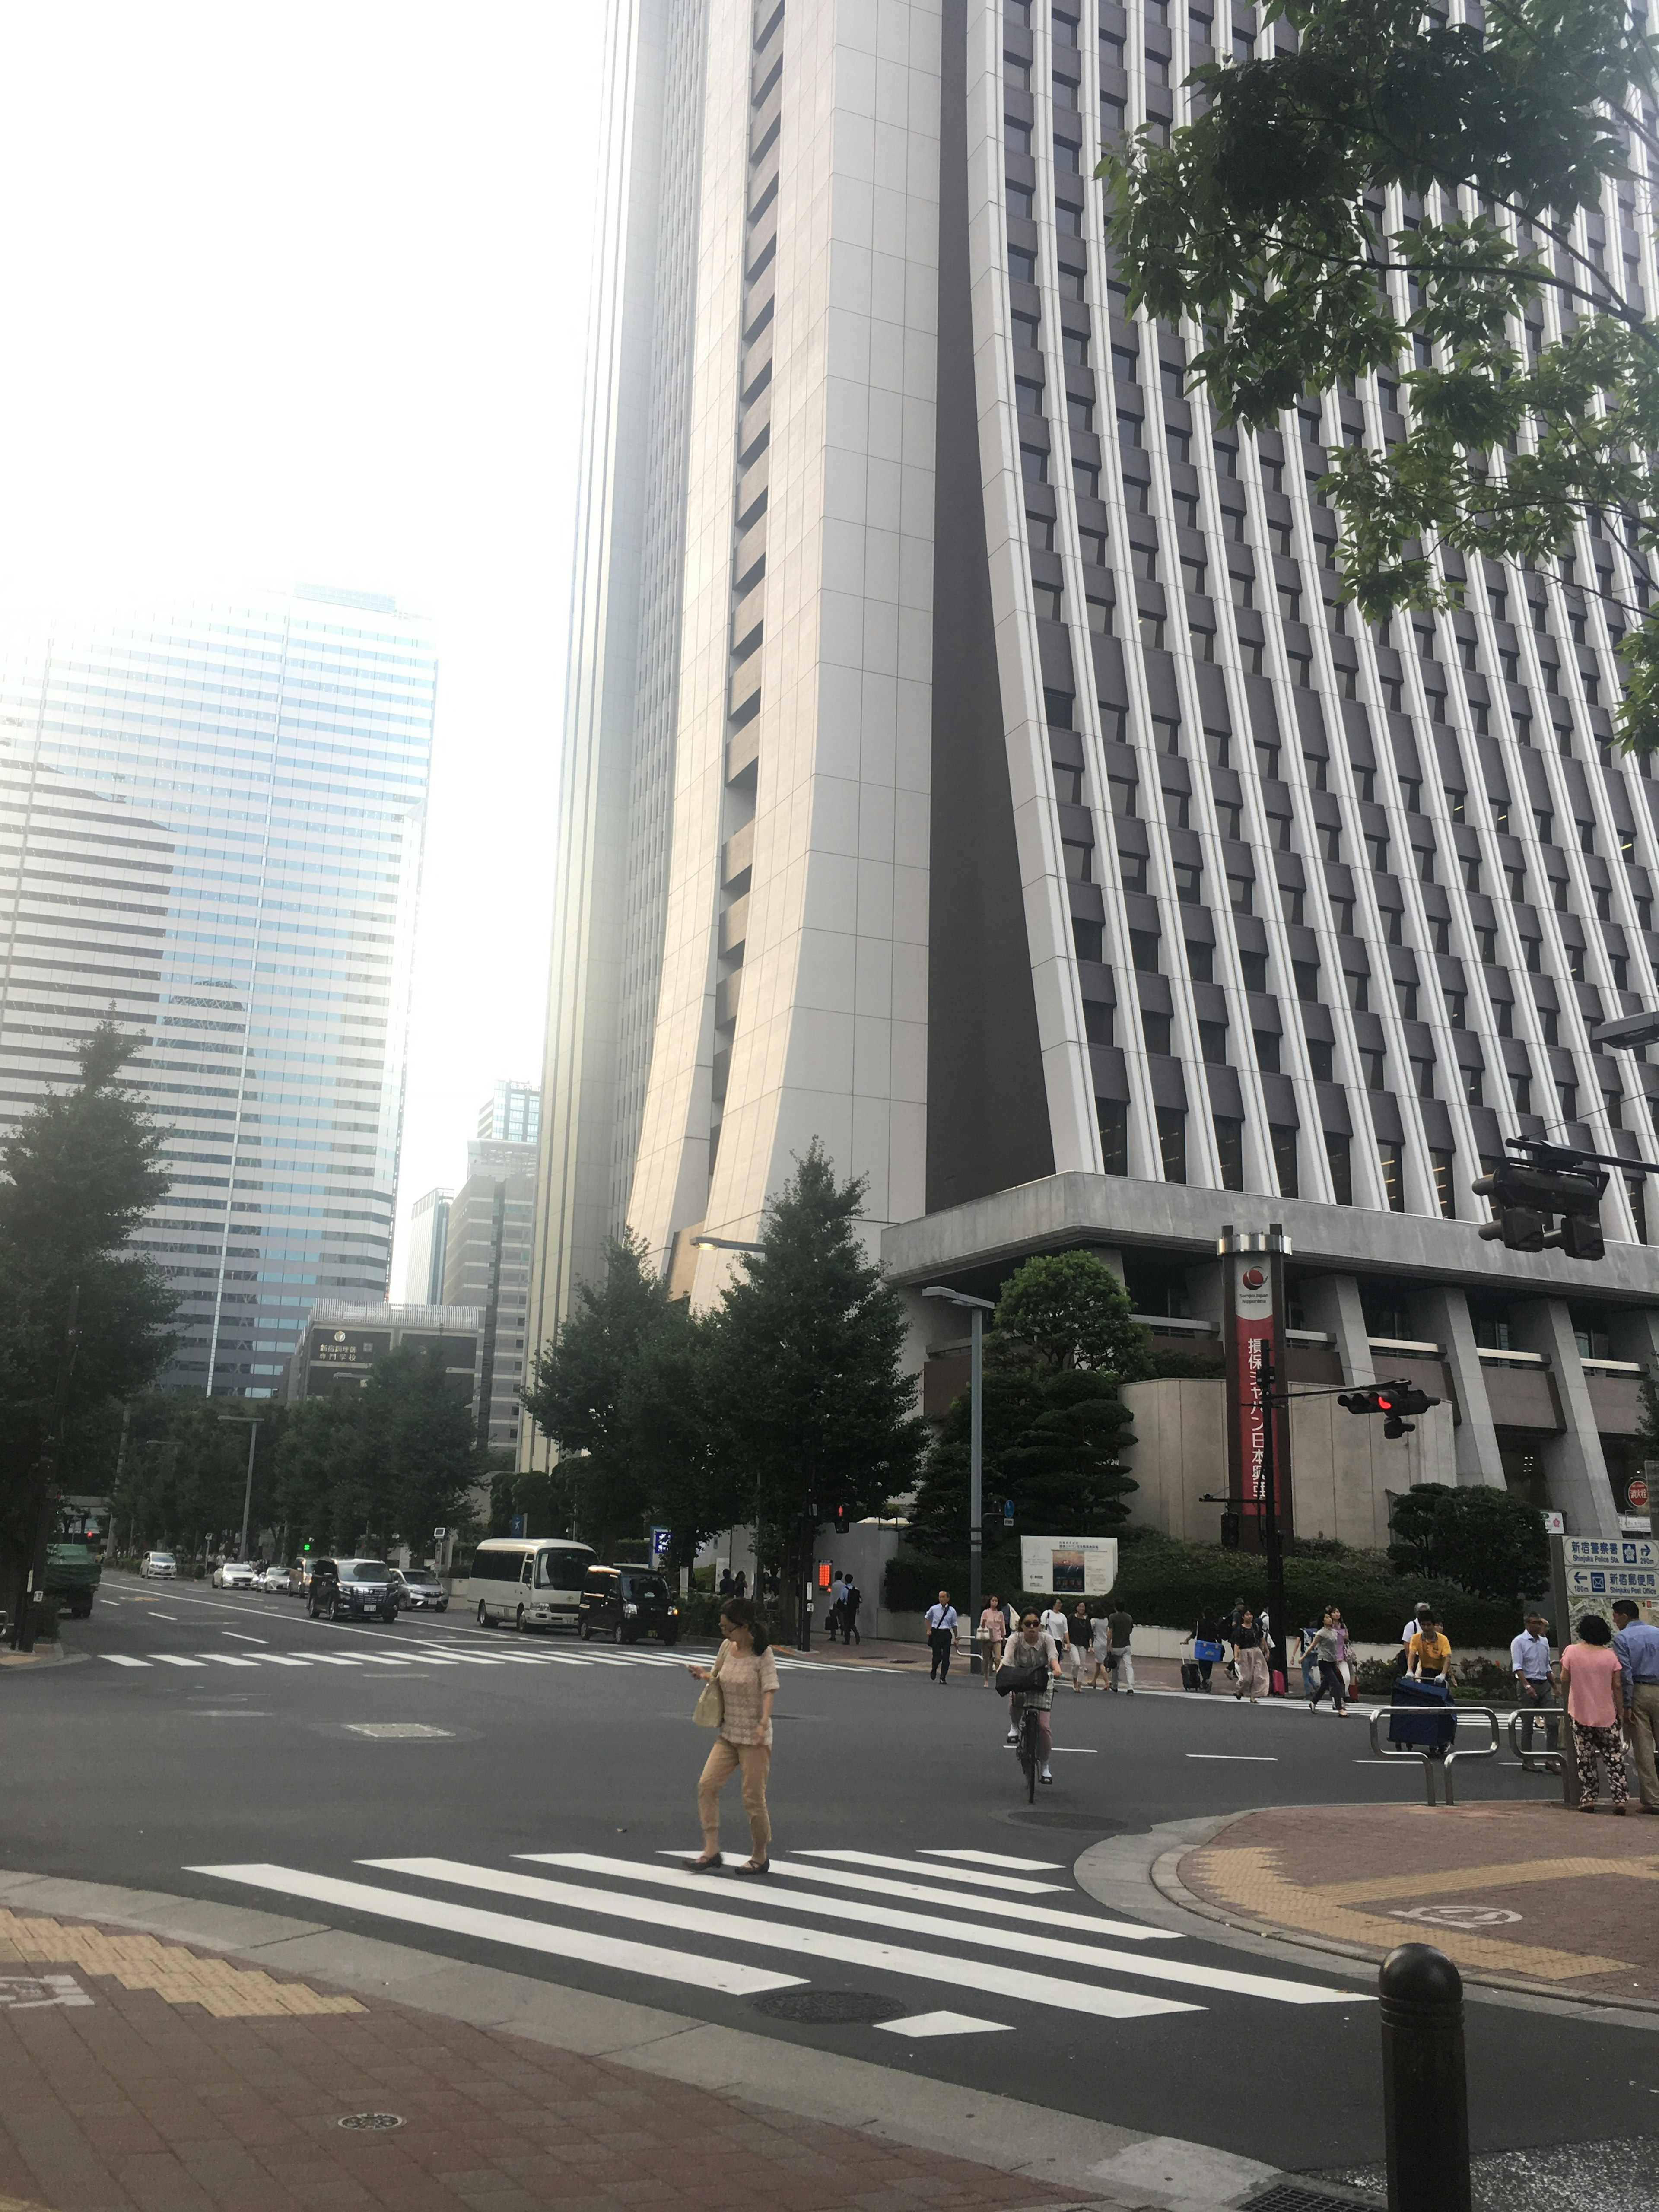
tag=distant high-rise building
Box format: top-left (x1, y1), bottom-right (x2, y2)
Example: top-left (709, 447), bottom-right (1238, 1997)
top-left (0, 585), bottom-right (436, 1395)
top-left (479, 1079), bottom-right (540, 1146)
top-left (443, 1137), bottom-right (537, 1452)
top-left (402, 1187), bottom-right (454, 1307)
top-left (522, 0), bottom-right (1659, 1539)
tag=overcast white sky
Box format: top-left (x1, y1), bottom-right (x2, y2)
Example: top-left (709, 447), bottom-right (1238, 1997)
top-left (0, 3), bottom-right (610, 1282)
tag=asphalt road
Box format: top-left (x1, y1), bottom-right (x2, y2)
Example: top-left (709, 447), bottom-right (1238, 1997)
top-left (3, 1569), bottom-right (1655, 2183)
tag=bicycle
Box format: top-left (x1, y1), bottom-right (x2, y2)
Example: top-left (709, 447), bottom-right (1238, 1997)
top-left (1014, 1700), bottom-right (1042, 1802)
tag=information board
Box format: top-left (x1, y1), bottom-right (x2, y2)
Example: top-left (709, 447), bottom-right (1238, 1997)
top-left (1553, 1533), bottom-right (1659, 1634)
top-left (1019, 1536), bottom-right (1118, 1597)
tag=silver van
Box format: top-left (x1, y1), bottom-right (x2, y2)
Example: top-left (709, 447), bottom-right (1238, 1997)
top-left (465, 1538), bottom-right (595, 1633)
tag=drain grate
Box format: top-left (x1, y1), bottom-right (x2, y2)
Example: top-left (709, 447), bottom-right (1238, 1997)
top-left (337, 2113), bottom-right (404, 2132)
top-left (343, 1723), bottom-right (452, 1740)
top-left (753, 1989), bottom-right (908, 2026)
top-left (1244, 2187), bottom-right (1384, 2212)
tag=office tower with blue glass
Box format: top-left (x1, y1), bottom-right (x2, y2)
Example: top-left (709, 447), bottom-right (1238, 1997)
top-left (528, 0), bottom-right (1659, 1538)
top-left (0, 585), bottom-right (434, 1395)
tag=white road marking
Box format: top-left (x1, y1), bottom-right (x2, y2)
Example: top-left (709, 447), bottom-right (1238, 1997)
top-left (1187, 1754), bottom-right (1279, 1762)
top-left (149, 1612), bottom-right (178, 1621)
top-left (222, 1632), bottom-right (267, 1644)
top-left (198, 1654), bottom-right (261, 1668)
top-left (257, 1655), bottom-right (311, 1667)
top-left (511, 1854), bottom-right (1354, 2006)
top-left (188, 1864), bottom-right (804, 1998)
top-left (99, 1655), bottom-right (148, 1668)
top-left (663, 1855), bottom-right (1174, 1939)
top-left (918, 1849), bottom-right (1064, 1872)
top-left (798, 1850), bottom-right (1065, 1894)
top-left (99, 1600), bottom-right (121, 1608)
top-left (305, 1655), bottom-right (361, 1667)
top-left (1051, 1747), bottom-right (1098, 1754)
top-left (151, 1655), bottom-right (206, 1667)
top-left (363, 1858), bottom-right (1194, 2020)
top-left (875, 2011), bottom-right (1010, 2039)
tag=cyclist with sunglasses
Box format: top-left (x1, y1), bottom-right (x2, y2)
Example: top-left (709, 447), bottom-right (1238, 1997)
top-left (1001, 1606), bottom-right (1063, 1785)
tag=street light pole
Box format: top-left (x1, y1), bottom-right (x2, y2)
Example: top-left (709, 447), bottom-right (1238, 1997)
top-left (924, 1285), bottom-right (995, 1674)
top-left (218, 1417), bottom-right (260, 1563)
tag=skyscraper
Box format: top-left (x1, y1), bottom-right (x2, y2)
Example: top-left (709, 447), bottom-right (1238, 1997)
top-left (443, 1137), bottom-right (537, 1452)
top-left (401, 1187), bottom-right (454, 1306)
top-left (526, 0), bottom-right (1659, 1537)
top-left (479, 1079), bottom-right (541, 1146)
top-left (0, 585), bottom-right (435, 1395)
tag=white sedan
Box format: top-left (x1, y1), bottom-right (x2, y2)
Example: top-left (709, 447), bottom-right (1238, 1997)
top-left (255, 1565), bottom-right (291, 1593)
top-left (212, 1560), bottom-right (257, 1590)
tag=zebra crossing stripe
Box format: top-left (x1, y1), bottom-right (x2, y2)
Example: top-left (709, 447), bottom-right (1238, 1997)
top-left (151, 1655), bottom-right (207, 1668)
top-left (918, 1848), bottom-right (1064, 1872)
top-left (100, 1654), bottom-right (148, 1668)
top-left (187, 1864), bottom-right (804, 1998)
top-left (362, 1856), bottom-right (1195, 2020)
top-left (198, 1654), bottom-right (261, 1667)
top-left (795, 1850), bottom-right (1065, 1895)
top-left (737, 1857), bottom-right (1177, 1939)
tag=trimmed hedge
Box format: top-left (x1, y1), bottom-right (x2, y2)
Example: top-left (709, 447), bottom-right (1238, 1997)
top-left (884, 1530), bottom-right (1525, 1646)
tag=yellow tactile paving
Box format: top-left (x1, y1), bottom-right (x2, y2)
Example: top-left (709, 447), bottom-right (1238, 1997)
top-left (1310, 1853), bottom-right (1659, 1905)
top-left (1185, 1843), bottom-right (1632, 1981)
top-left (0, 1911), bottom-right (364, 2018)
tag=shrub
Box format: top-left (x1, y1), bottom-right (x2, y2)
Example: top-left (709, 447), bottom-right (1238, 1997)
top-left (1145, 1347), bottom-right (1226, 1380)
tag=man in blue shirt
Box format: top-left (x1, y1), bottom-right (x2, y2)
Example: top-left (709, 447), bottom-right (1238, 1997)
top-left (1612, 1601), bottom-right (1659, 1814)
top-left (925, 1591), bottom-right (959, 1683)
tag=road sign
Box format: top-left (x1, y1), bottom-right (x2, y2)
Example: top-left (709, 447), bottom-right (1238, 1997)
top-left (1552, 1532), bottom-right (1659, 1634)
top-left (649, 1526), bottom-right (671, 1559)
top-left (1542, 1511), bottom-right (1564, 1535)
top-left (509, 1513), bottom-right (526, 1538)
top-left (1630, 1478), bottom-right (1650, 1511)
top-left (434, 1526), bottom-right (447, 1540)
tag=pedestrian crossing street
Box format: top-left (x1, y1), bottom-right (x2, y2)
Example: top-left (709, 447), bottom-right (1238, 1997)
top-left (191, 1843), bottom-right (1370, 2029)
top-left (97, 1640), bottom-right (865, 1677)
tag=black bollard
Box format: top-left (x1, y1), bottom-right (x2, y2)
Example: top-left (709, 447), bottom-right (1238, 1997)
top-left (1379, 1942), bottom-right (1471, 2212)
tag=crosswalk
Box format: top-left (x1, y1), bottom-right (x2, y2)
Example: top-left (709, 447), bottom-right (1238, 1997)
top-left (191, 1843), bottom-right (1370, 2029)
top-left (98, 1640), bottom-right (863, 1676)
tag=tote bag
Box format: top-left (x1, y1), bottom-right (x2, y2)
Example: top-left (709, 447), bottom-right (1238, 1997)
top-left (693, 1641), bottom-right (728, 1729)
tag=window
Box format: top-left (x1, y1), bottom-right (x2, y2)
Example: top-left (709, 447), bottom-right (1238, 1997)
top-left (1445, 989), bottom-right (1467, 1029)
top-left (1021, 443), bottom-right (1048, 484)
top-left (1007, 183), bottom-right (1035, 221)
top-left (1130, 544), bottom-right (1158, 582)
top-left (1005, 120), bottom-right (1033, 156)
top-left (1430, 1150), bottom-right (1456, 1218)
top-left (1395, 979), bottom-right (1419, 1020)
top-left (1087, 595), bottom-right (1113, 633)
top-left (1106, 771), bottom-right (1134, 815)
top-left (1558, 1081), bottom-right (1579, 1122)
top-left (1062, 329), bottom-right (1090, 367)
top-left (1058, 263), bottom-right (1086, 300)
top-left (1072, 915), bottom-right (1103, 962)
top-left (1009, 246), bottom-right (1037, 284)
top-left (1215, 1116), bottom-right (1246, 1191)
top-left (1112, 346), bottom-right (1138, 384)
top-left (1230, 572), bottom-right (1254, 610)
top-left (1198, 1019), bottom-right (1228, 1063)
top-left (1140, 615), bottom-right (1166, 650)
top-left (1365, 833), bottom-right (1390, 871)
top-left (1166, 426), bottom-right (1192, 464)
top-left (1084, 999), bottom-right (1113, 1044)
top-left (1511, 1073), bottom-right (1532, 1114)
top-left (1331, 896), bottom-right (1354, 935)
top-left (1016, 375), bottom-right (1044, 414)
top-left (1228, 873), bottom-right (1253, 914)
top-left (1068, 394), bottom-right (1096, 434)
top-left (1378, 1141), bottom-right (1406, 1213)
top-left (1412, 1054), bottom-right (1436, 1099)
top-left (1079, 528), bottom-right (1107, 565)
top-left (1173, 861), bottom-right (1203, 903)
top-left (1535, 810), bottom-right (1554, 844)
top-left (1141, 1006), bottom-right (1172, 1054)
top-left (1097, 1097), bottom-right (1128, 1175)
top-left (1318, 823), bottom-right (1342, 862)
top-left (1157, 1106), bottom-right (1188, 1183)
top-left (1013, 311), bottom-right (1040, 350)
top-left (1181, 555), bottom-right (1208, 596)
top-left (1346, 970), bottom-right (1369, 1012)
top-left (1027, 512), bottom-right (1056, 552)
top-left (1034, 582), bottom-right (1064, 621)
top-left (1475, 925), bottom-right (1497, 962)
top-left (1253, 1028), bottom-right (1281, 1074)
top-left (1152, 714), bottom-right (1180, 754)
top-left (1130, 928), bottom-right (1160, 972)
top-left (1254, 739), bottom-right (1280, 779)
top-left (1052, 8), bottom-right (1079, 43)
top-left (1326, 1133), bottom-right (1353, 1205)
top-left (1306, 1038), bottom-right (1334, 1081)
top-left (1054, 137), bottom-right (1081, 173)
top-left (1358, 1046), bottom-right (1386, 1090)
top-left (1118, 411), bottom-right (1143, 450)
top-left (1063, 839), bottom-right (1093, 882)
top-left (1215, 798), bottom-right (1243, 840)
top-left (1186, 938), bottom-right (1214, 981)
top-left (1272, 1125), bottom-right (1300, 1198)
top-left (1119, 849), bottom-right (1147, 890)
top-left (1294, 958), bottom-right (1320, 1001)
top-left (1073, 459), bottom-right (1100, 499)
top-left (1214, 441), bottom-right (1237, 477)
top-left (1494, 997), bottom-right (1513, 1036)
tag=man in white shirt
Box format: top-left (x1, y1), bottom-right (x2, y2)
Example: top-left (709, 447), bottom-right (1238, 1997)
top-left (925, 1591), bottom-right (959, 1682)
top-left (828, 1574), bottom-right (847, 1638)
top-left (1511, 1614), bottom-right (1559, 1755)
top-left (1041, 1603), bottom-right (1071, 1654)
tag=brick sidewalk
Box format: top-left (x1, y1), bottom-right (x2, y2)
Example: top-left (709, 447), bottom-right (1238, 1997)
top-left (1178, 1802), bottom-right (1659, 2002)
top-left (0, 1909), bottom-right (1084, 2212)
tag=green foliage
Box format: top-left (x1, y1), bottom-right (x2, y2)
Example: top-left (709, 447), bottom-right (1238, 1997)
top-left (617, 1298), bottom-right (732, 1571)
top-left (1386, 1480), bottom-right (1551, 1601)
top-left (112, 1393), bottom-right (288, 1555)
top-left (0, 1025), bottom-right (176, 1602)
top-left (992, 1252), bottom-right (1154, 1376)
top-left (998, 1370), bottom-right (1139, 1535)
top-left (906, 1362), bottom-right (1051, 1557)
top-left (1102, 0), bottom-right (1659, 748)
top-left (1147, 1345), bottom-right (1227, 1379)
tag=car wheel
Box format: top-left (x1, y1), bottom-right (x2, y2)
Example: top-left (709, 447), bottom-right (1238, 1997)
top-left (662, 1630), bottom-right (679, 1648)
top-left (327, 1594), bottom-right (339, 1621)
top-left (477, 1601), bottom-right (489, 1628)
top-left (515, 1605), bottom-right (526, 1633)
top-left (438, 1601), bottom-right (448, 1612)
top-left (612, 1621), bottom-right (624, 1645)
top-left (381, 1608), bottom-right (397, 1624)
top-left (307, 1596), bottom-right (318, 1619)
top-left (579, 1619), bottom-right (591, 1641)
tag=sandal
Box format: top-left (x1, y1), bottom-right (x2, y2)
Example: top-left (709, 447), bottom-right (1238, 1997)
top-left (734, 1859), bottom-right (771, 1877)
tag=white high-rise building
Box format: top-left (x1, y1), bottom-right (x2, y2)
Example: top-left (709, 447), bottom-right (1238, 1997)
top-left (525, 0), bottom-right (1659, 1540)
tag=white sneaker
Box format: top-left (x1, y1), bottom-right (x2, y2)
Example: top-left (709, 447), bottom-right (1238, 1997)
top-left (1039, 1765), bottom-right (1053, 1784)
top-left (1005, 1727), bottom-right (1018, 1745)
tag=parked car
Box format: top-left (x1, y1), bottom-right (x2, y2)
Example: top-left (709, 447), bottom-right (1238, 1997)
top-left (212, 1560), bottom-right (258, 1591)
top-left (307, 1557), bottom-right (398, 1624)
top-left (255, 1564), bottom-right (291, 1594)
top-left (140, 1551), bottom-right (178, 1580)
top-left (577, 1564), bottom-right (680, 1646)
top-left (390, 1567), bottom-right (447, 1612)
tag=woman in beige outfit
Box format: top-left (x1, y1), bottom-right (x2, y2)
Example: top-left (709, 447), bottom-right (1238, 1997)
top-left (686, 1599), bottom-right (779, 1875)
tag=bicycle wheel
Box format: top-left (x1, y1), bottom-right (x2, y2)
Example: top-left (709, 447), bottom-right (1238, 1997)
top-left (1022, 1711), bottom-right (1039, 1802)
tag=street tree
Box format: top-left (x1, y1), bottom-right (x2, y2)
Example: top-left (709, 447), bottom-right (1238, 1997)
top-left (992, 1252), bottom-right (1155, 1377)
top-left (1103, 0), bottom-right (1659, 746)
top-left (709, 1142), bottom-right (926, 1643)
top-left (0, 1025), bottom-right (175, 1632)
top-left (1386, 1478), bottom-right (1549, 1601)
top-left (998, 1370), bottom-right (1140, 1538)
top-left (619, 1300), bottom-right (735, 1574)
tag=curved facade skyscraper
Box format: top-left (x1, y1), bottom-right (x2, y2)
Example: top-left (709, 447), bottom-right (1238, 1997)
top-left (528, 0), bottom-right (1659, 1539)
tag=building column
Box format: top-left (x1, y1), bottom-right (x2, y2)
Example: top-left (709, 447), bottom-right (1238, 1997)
top-left (1508, 1297), bottom-right (1621, 1538)
top-left (1607, 1305), bottom-right (1659, 1374)
top-left (1297, 1273), bottom-right (1373, 1386)
top-left (1414, 1283), bottom-right (1506, 1489)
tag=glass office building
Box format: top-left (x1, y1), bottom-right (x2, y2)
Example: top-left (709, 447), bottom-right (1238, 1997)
top-left (0, 584), bottom-right (435, 1395)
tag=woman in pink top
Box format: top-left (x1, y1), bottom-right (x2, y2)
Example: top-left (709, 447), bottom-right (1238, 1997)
top-left (1561, 1613), bottom-right (1630, 1813)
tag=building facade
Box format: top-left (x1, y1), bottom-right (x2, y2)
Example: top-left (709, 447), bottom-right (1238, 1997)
top-left (0, 585), bottom-right (435, 1395)
top-left (444, 1137), bottom-right (537, 1452)
top-left (401, 1186), bottom-right (454, 1306)
top-left (526, 0), bottom-right (1659, 1538)
top-left (479, 1079), bottom-right (541, 1146)
top-left (283, 1299), bottom-right (480, 1407)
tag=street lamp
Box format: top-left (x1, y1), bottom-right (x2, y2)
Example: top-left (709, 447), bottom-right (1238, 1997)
top-left (922, 1285), bottom-right (995, 1675)
top-left (1590, 1008), bottom-right (1659, 1050)
top-left (690, 1234), bottom-right (766, 1253)
top-left (217, 1417), bottom-right (261, 1565)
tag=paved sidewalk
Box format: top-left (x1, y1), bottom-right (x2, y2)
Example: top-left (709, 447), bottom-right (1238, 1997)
top-left (0, 1907), bottom-right (1092, 2212)
top-left (1176, 1802), bottom-right (1659, 2003)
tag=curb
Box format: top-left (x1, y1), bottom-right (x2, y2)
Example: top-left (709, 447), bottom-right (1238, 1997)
top-left (0, 1645), bottom-right (85, 1672)
top-left (1151, 1806), bottom-right (1659, 2019)
top-left (0, 1865), bottom-right (1312, 2212)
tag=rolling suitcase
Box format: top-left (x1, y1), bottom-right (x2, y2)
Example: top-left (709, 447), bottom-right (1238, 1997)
top-left (1181, 1660), bottom-right (1202, 1691)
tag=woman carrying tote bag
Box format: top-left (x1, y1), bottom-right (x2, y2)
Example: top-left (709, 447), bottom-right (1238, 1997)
top-left (686, 1598), bottom-right (779, 1874)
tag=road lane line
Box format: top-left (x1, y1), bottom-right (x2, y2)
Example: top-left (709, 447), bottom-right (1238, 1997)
top-left (305, 1655), bottom-right (361, 1667)
top-left (362, 1858), bottom-right (1196, 2020)
top-left (222, 1632), bottom-right (267, 1644)
top-left (1188, 1754), bottom-right (1279, 1762)
top-left (515, 1855), bottom-right (1350, 2005)
top-left (796, 1850), bottom-right (1065, 1894)
top-left (664, 1854), bottom-right (1177, 1938)
top-left (188, 1865), bottom-right (805, 1998)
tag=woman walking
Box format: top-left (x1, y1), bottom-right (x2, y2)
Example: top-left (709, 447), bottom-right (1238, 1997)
top-left (1090, 1607), bottom-right (1113, 1688)
top-left (1307, 1608), bottom-right (1348, 1714)
top-left (685, 1598), bottom-right (779, 1873)
top-left (1232, 1609), bottom-right (1268, 1703)
top-left (1561, 1613), bottom-right (1630, 1814)
top-left (1069, 1602), bottom-right (1092, 1691)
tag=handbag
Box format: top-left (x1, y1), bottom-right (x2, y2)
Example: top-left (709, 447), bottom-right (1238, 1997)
top-left (692, 1640), bottom-right (728, 1729)
top-left (995, 1659), bottom-right (1049, 1698)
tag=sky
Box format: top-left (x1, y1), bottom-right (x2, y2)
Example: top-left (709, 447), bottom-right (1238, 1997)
top-left (0, 3), bottom-right (610, 1285)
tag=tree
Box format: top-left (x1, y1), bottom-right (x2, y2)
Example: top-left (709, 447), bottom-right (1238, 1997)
top-left (520, 1234), bottom-right (670, 1554)
top-left (709, 1142), bottom-right (927, 1643)
top-left (1103, 0), bottom-right (1659, 748)
top-left (905, 1361), bottom-right (1051, 1558)
top-left (0, 1025), bottom-right (175, 1632)
top-left (993, 1252), bottom-right (1154, 1378)
top-left (111, 1393), bottom-right (288, 1558)
top-left (1387, 1479), bottom-right (1549, 1602)
top-left (999, 1370), bottom-right (1140, 1537)
top-left (618, 1301), bottom-right (735, 1573)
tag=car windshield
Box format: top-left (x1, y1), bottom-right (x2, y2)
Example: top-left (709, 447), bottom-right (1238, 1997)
top-left (342, 1561), bottom-right (391, 1582)
top-left (151, 1554), bottom-right (175, 1564)
top-left (536, 1549), bottom-right (590, 1589)
top-left (622, 1574), bottom-right (670, 1602)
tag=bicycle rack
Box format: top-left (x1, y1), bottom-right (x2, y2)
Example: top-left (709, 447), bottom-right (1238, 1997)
top-left (1506, 1705), bottom-right (1566, 1774)
top-left (1367, 1705), bottom-right (1501, 1805)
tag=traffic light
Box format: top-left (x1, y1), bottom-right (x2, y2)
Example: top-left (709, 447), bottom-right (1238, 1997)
top-left (1473, 1153), bottom-right (1607, 1261)
top-left (833, 1502), bottom-right (851, 1535)
top-left (1338, 1382), bottom-right (1441, 1438)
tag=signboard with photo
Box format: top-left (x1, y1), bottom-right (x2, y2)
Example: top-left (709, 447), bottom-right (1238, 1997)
top-left (1019, 1536), bottom-right (1118, 1597)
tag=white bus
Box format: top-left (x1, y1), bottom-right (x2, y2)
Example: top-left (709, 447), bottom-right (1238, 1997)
top-left (465, 1538), bottom-right (595, 1633)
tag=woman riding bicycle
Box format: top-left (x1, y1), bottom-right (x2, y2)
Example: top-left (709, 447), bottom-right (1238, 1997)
top-left (1001, 1607), bottom-right (1063, 1785)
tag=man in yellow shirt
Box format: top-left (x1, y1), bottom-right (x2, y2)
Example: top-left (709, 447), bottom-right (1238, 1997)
top-left (1408, 1618), bottom-right (1455, 1687)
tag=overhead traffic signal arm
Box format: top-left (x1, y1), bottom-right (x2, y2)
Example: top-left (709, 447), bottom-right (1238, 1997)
top-left (1337, 1379), bottom-right (1441, 1437)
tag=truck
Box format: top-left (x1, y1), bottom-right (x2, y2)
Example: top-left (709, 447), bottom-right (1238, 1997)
top-left (43, 1543), bottom-right (102, 1618)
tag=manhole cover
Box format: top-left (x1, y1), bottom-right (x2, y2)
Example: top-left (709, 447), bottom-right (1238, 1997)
top-left (337, 2113), bottom-right (404, 2132)
top-left (343, 1723), bottom-right (452, 1740)
top-left (753, 1990), bottom-right (907, 2026)
top-left (1007, 1807), bottom-right (1128, 1833)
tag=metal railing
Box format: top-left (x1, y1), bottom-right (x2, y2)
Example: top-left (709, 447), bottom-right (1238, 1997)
top-left (1367, 1704), bottom-right (1502, 1804)
top-left (1506, 1704), bottom-right (1566, 1774)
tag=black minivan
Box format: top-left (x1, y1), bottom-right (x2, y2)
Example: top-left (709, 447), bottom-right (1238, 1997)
top-left (578, 1565), bottom-right (680, 1645)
